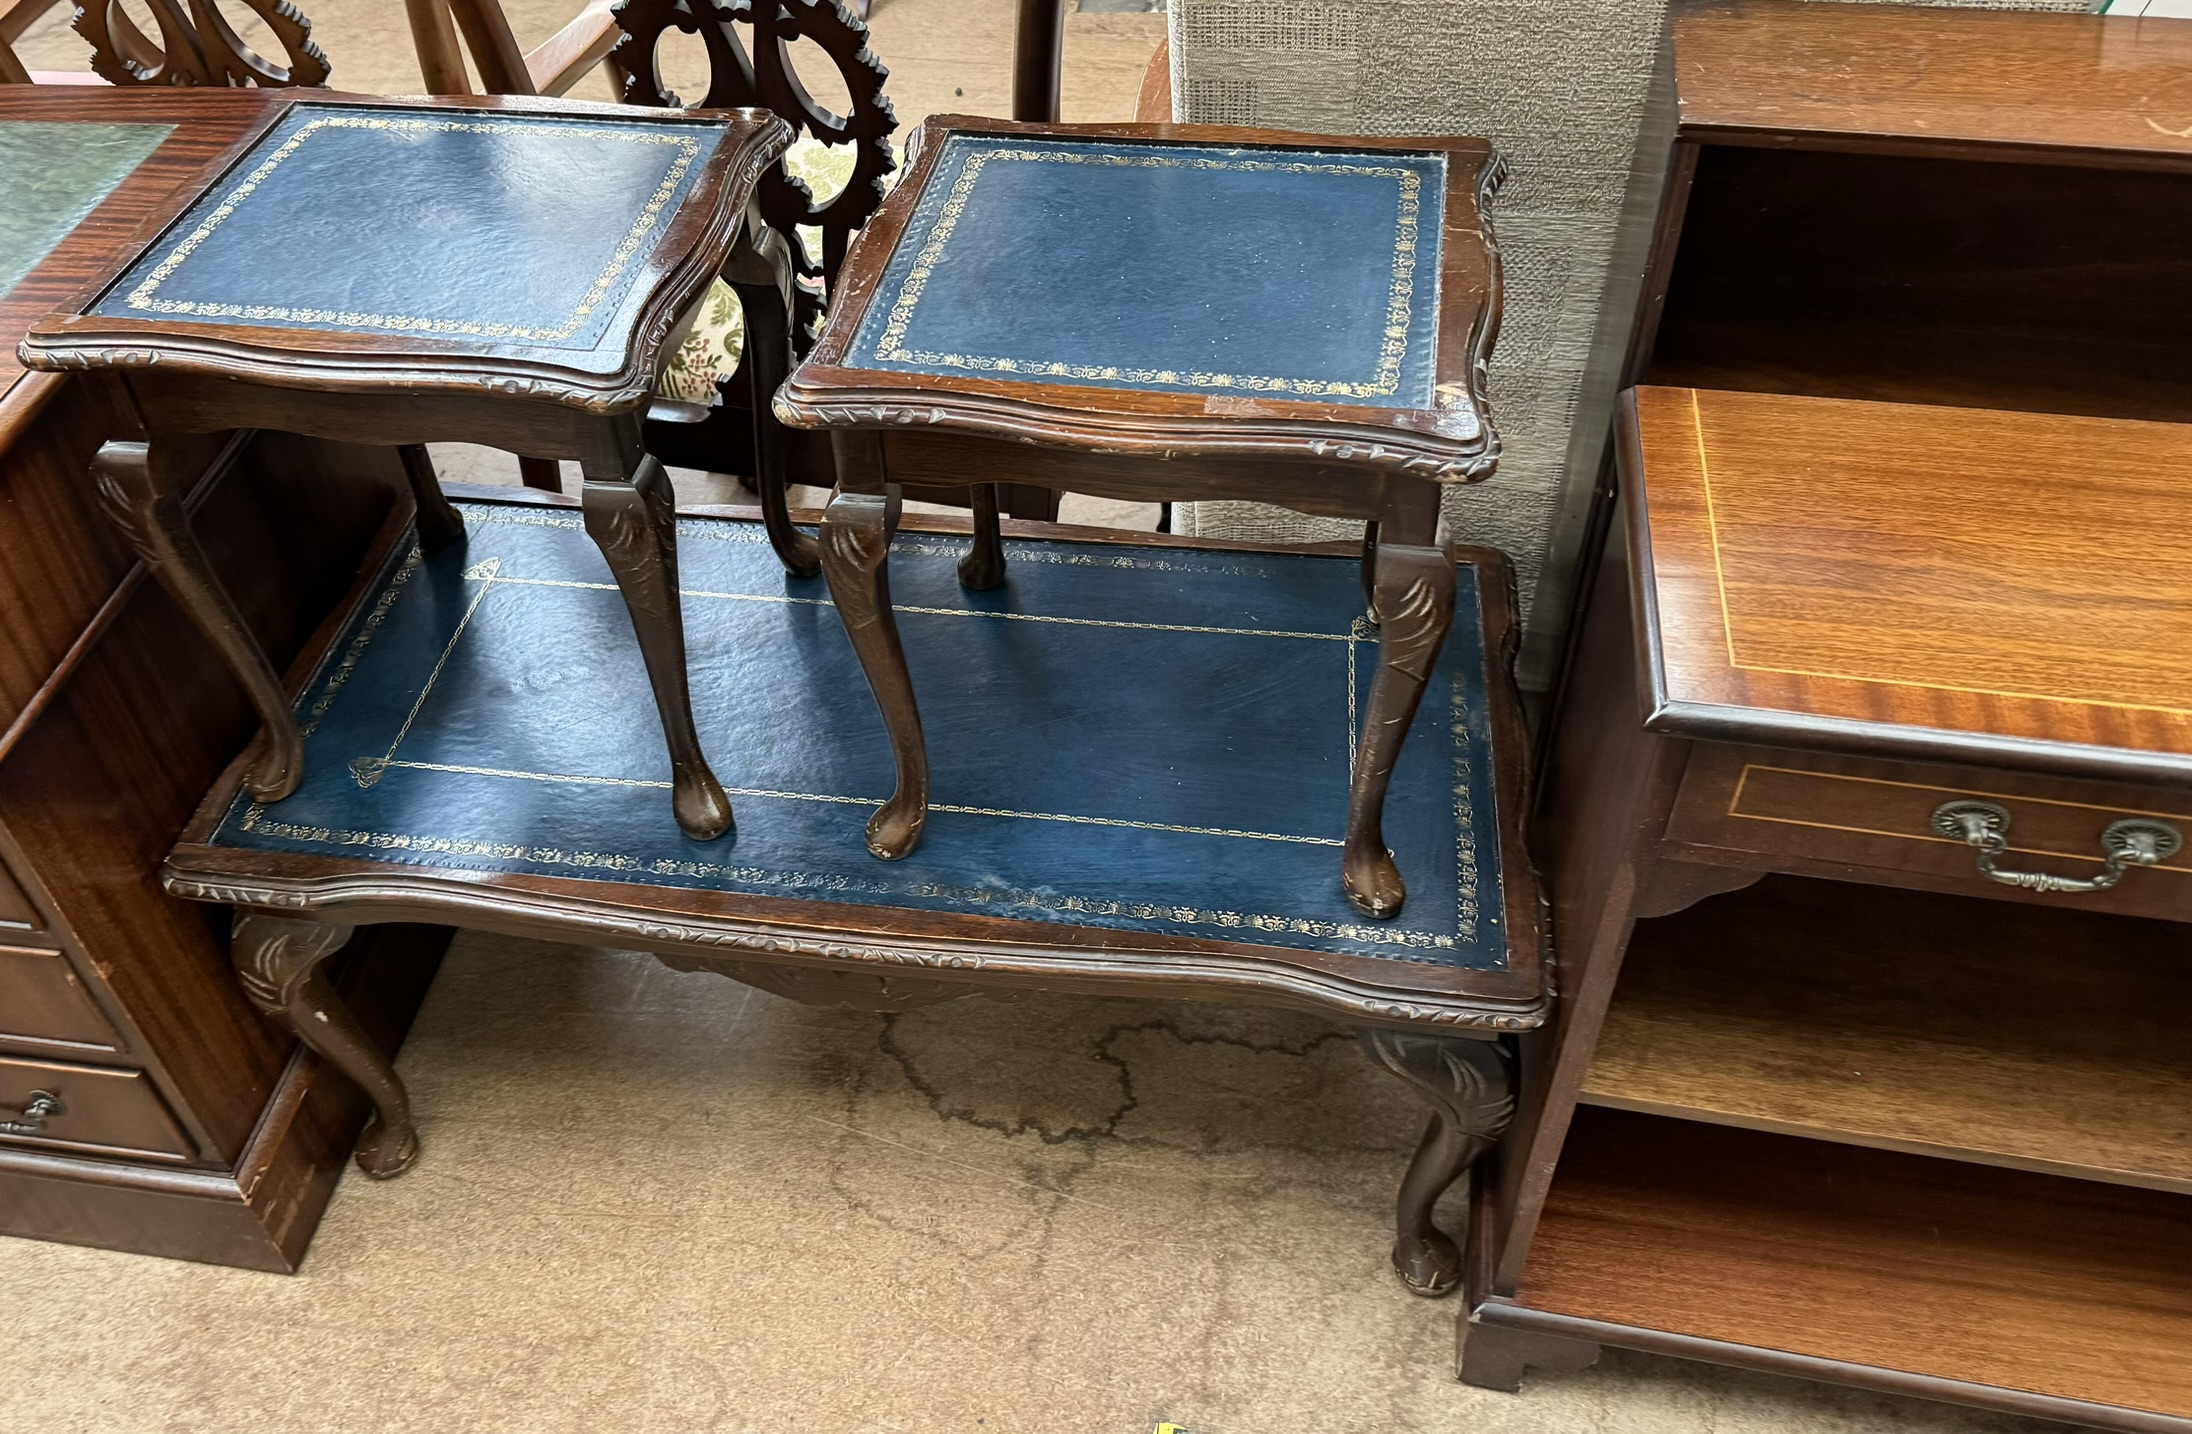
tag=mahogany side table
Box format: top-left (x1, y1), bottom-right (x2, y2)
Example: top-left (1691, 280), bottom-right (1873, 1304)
top-left (18, 95), bottom-right (794, 844)
top-left (775, 117), bottom-right (1504, 920)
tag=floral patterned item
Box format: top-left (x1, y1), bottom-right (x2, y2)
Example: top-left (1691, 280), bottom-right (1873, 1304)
top-left (652, 137), bottom-right (875, 403)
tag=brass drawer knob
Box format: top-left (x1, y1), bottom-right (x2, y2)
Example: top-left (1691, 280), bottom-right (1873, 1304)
top-left (1931, 800), bottom-right (2182, 894)
top-left (0, 1089), bottom-right (63, 1136)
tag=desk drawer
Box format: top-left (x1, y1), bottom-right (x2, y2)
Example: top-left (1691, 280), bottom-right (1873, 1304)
top-left (0, 945), bottom-right (124, 1052)
top-left (0, 858), bottom-right (40, 932)
top-left (1666, 746), bottom-right (2192, 921)
top-left (0, 1055), bottom-right (194, 1160)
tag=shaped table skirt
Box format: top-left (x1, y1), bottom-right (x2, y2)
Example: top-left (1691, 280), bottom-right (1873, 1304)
top-left (169, 499), bottom-right (1544, 1030)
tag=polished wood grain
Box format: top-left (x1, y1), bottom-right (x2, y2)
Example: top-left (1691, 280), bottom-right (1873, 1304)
top-left (0, 86), bottom-right (287, 426)
top-left (1583, 876), bottom-right (2192, 1193)
top-left (0, 920), bottom-right (446, 1271)
top-left (1534, 1105), bottom-right (2192, 1420)
top-left (0, 86), bottom-right (453, 1265)
top-left (1520, 1108), bottom-right (2192, 1420)
top-left (1664, 742), bottom-right (2192, 922)
top-left (0, 380), bottom-right (142, 736)
top-left (1481, 503), bottom-right (1688, 1298)
top-left (0, 1053), bottom-right (192, 1158)
top-left (1497, 5), bottom-right (2192, 1420)
top-left (1628, 385), bottom-right (2192, 778)
top-left (0, 943), bottom-right (122, 1051)
top-left (0, 432), bottom-right (412, 1163)
top-left (1012, 0), bottom-right (1065, 122)
top-left (1674, 0), bottom-right (2192, 164)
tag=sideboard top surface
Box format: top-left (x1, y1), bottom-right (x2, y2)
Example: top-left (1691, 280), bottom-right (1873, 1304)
top-left (1626, 384), bottom-right (2192, 778)
top-left (1674, 0), bottom-right (2192, 161)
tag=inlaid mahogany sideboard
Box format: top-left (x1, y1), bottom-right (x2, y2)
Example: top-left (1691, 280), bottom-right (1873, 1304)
top-left (1473, 4), bottom-right (2192, 1429)
top-left (0, 87), bottom-right (450, 1270)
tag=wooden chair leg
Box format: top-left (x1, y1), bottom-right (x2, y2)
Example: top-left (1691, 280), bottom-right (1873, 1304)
top-left (580, 452), bottom-right (733, 841)
top-left (91, 437), bottom-right (303, 803)
top-left (819, 479), bottom-right (929, 860)
top-left (958, 482), bottom-right (1005, 590)
top-left (1343, 540), bottom-right (1454, 918)
top-left (231, 913), bottom-right (419, 1178)
top-left (1360, 1029), bottom-right (1515, 1297)
top-left (517, 456), bottom-right (563, 491)
top-left (728, 272), bottom-right (820, 577)
top-left (397, 444), bottom-right (466, 550)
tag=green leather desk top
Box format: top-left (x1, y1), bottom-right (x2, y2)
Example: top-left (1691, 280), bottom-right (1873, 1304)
top-left (0, 121), bottom-right (171, 301)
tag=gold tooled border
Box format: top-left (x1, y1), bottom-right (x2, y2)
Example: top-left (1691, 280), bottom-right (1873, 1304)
top-left (122, 114), bottom-right (701, 343)
top-left (223, 506), bottom-right (1498, 963)
top-left (871, 142), bottom-right (1431, 400)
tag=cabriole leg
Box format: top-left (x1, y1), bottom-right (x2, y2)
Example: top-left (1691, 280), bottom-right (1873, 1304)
top-left (958, 481), bottom-right (1005, 590)
top-left (92, 436), bottom-right (303, 802)
top-left (231, 913), bottom-right (418, 1178)
top-left (728, 259), bottom-right (820, 579)
top-left (1343, 540), bottom-right (1454, 917)
top-left (1360, 1029), bottom-right (1514, 1297)
top-left (581, 451), bottom-right (733, 841)
top-left (396, 444), bottom-right (466, 551)
top-left (820, 451), bottom-right (928, 860)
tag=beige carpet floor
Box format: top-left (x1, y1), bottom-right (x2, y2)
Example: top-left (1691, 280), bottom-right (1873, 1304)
top-left (1, 936), bottom-right (2065, 1434)
top-left (2, 5), bottom-right (2086, 1429)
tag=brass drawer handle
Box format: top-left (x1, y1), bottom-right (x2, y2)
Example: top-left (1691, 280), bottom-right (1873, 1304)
top-left (1931, 800), bottom-right (2182, 893)
top-left (0, 1089), bottom-right (63, 1135)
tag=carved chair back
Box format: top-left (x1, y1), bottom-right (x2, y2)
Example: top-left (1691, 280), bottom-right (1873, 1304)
top-left (606, 0), bottom-right (896, 350)
top-left (1, 0), bottom-right (326, 86)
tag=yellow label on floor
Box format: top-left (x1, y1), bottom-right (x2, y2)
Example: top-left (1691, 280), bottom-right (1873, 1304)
top-left (1154, 1425), bottom-right (1193, 1434)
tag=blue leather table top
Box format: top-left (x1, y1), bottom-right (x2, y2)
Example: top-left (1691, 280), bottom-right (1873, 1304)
top-left (844, 134), bottom-right (1446, 408)
top-left (92, 103), bottom-right (726, 354)
top-left (0, 121), bottom-right (171, 300)
top-left (209, 503), bottom-right (1510, 970)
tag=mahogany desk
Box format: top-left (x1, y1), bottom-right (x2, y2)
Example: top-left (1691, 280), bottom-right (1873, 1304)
top-left (0, 87), bottom-right (449, 1270)
top-left (1476, 9), bottom-right (2192, 1426)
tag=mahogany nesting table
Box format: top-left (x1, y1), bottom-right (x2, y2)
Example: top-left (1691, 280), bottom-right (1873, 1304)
top-left (151, 484), bottom-right (1546, 1295)
top-left (18, 94), bottom-right (797, 846)
top-left (773, 116), bottom-right (1503, 921)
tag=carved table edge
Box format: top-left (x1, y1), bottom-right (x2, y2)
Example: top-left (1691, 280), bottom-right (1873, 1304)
top-left (14, 114), bottom-right (793, 418)
top-left (161, 867), bottom-right (1549, 1032)
top-left (771, 384), bottom-right (1502, 482)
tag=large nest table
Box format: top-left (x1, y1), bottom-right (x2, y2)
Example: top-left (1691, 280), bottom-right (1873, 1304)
top-left (164, 494), bottom-right (1547, 1295)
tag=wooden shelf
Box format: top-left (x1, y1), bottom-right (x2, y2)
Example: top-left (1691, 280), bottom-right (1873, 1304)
top-left (1582, 876), bottom-right (2192, 1192)
top-left (1520, 1108), bottom-right (2192, 1419)
top-left (1648, 144), bottom-right (2192, 425)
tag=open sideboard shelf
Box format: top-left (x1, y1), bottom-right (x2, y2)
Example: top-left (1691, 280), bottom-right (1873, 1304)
top-left (1473, 4), bottom-right (2192, 1427)
top-left (1581, 876), bottom-right (2192, 1197)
